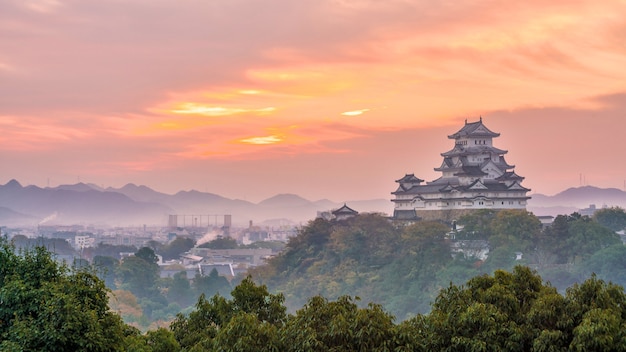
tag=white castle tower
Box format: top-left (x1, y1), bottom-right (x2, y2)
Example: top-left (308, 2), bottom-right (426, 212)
top-left (392, 118), bottom-right (530, 221)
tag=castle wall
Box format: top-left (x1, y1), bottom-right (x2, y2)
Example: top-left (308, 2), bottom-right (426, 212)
top-left (414, 208), bottom-right (484, 222)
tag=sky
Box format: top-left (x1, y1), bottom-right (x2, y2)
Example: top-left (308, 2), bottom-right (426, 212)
top-left (1, 0), bottom-right (626, 203)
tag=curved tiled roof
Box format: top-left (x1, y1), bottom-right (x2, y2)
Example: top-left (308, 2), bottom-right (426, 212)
top-left (496, 171), bottom-right (525, 181)
top-left (395, 173), bottom-right (424, 183)
top-left (441, 145), bottom-right (508, 157)
top-left (448, 118), bottom-right (500, 139)
top-left (332, 204), bottom-right (358, 215)
top-left (454, 166), bottom-right (487, 177)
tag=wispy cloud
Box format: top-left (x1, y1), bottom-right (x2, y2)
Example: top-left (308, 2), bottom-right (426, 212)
top-left (341, 109), bottom-right (369, 116)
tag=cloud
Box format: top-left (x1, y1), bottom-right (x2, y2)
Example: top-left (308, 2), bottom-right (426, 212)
top-left (341, 109), bottom-right (369, 116)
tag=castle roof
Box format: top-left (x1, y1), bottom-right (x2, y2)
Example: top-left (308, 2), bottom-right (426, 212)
top-left (332, 204), bottom-right (358, 215)
top-left (441, 145), bottom-right (508, 157)
top-left (454, 166), bottom-right (488, 177)
top-left (448, 118), bottom-right (500, 139)
top-left (496, 171), bottom-right (525, 181)
top-left (395, 174), bottom-right (424, 183)
top-left (393, 179), bottom-right (530, 196)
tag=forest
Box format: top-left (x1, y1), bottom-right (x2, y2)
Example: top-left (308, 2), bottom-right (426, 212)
top-left (252, 208), bottom-right (626, 319)
top-left (2, 207), bottom-right (626, 351)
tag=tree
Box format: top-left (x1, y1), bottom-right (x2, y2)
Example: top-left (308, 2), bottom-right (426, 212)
top-left (565, 274), bottom-right (626, 351)
top-left (123, 327), bottom-right (180, 352)
top-left (161, 236), bottom-right (195, 260)
top-left (170, 276), bottom-right (286, 351)
top-left (166, 271), bottom-right (195, 307)
top-left (418, 266), bottom-right (548, 351)
top-left (280, 295), bottom-right (396, 352)
top-left (489, 209), bottom-right (541, 254)
top-left (581, 245), bottom-right (626, 287)
top-left (0, 237), bottom-right (127, 351)
top-left (567, 217), bottom-right (621, 263)
top-left (117, 250), bottom-right (159, 299)
top-left (593, 206), bottom-right (626, 232)
top-left (193, 268), bottom-right (231, 298)
top-left (93, 255), bottom-right (119, 288)
top-left (198, 236), bottom-right (238, 249)
top-left (87, 243), bottom-right (137, 259)
top-left (456, 209), bottom-right (498, 239)
top-left (136, 246), bottom-right (159, 264)
top-left (213, 312), bottom-right (281, 352)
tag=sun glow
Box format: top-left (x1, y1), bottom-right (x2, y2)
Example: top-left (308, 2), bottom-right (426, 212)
top-left (341, 109), bottom-right (369, 116)
top-left (169, 103), bottom-right (276, 116)
top-left (238, 135), bottom-right (283, 145)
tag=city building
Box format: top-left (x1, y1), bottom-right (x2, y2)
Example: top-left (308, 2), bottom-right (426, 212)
top-left (392, 118), bottom-right (531, 221)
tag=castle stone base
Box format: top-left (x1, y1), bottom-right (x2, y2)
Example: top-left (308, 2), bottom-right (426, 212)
top-left (414, 209), bottom-right (490, 222)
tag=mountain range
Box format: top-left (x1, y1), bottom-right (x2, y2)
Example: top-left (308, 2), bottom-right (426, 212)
top-left (0, 180), bottom-right (391, 227)
top-left (1, 180), bottom-right (625, 227)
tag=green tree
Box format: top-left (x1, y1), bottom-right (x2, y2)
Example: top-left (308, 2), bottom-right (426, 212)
top-left (93, 255), bottom-right (119, 288)
top-left (117, 255), bottom-right (159, 298)
top-left (490, 209), bottom-right (542, 252)
top-left (198, 236), bottom-right (238, 249)
top-left (135, 246), bottom-right (159, 264)
top-left (170, 276), bottom-right (286, 351)
top-left (123, 327), bottom-right (180, 352)
top-left (418, 266), bottom-right (547, 351)
top-left (0, 237), bottom-right (127, 351)
top-left (86, 243), bottom-right (137, 259)
top-left (567, 217), bottom-right (621, 263)
top-left (564, 274), bottom-right (626, 351)
top-left (161, 236), bottom-right (195, 260)
top-left (581, 244), bottom-right (626, 287)
top-left (166, 271), bottom-right (195, 307)
top-left (212, 312), bottom-right (281, 352)
top-left (456, 209), bottom-right (498, 239)
top-left (193, 268), bottom-right (231, 298)
top-left (593, 206), bottom-right (626, 232)
top-left (280, 295), bottom-right (396, 352)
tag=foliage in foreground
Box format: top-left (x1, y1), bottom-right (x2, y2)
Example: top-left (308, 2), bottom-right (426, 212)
top-left (0, 237), bottom-right (178, 352)
top-left (173, 266), bottom-right (626, 351)
top-left (5, 233), bottom-right (626, 352)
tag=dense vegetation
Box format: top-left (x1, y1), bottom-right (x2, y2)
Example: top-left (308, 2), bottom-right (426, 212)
top-left (0, 237), bottom-right (178, 351)
top-left (3, 207), bottom-right (626, 351)
top-left (6, 235), bottom-right (626, 351)
top-left (252, 209), bottom-right (625, 319)
top-left (98, 245), bottom-right (231, 329)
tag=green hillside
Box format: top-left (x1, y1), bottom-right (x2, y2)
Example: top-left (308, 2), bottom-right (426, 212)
top-left (251, 209), bottom-right (625, 319)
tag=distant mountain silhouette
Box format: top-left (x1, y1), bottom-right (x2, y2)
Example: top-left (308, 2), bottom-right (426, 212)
top-left (258, 194), bottom-right (312, 208)
top-left (528, 186), bottom-right (626, 216)
top-left (0, 206), bottom-right (37, 227)
top-left (54, 182), bottom-right (103, 192)
top-left (0, 180), bottom-right (390, 227)
top-left (0, 180), bottom-right (171, 226)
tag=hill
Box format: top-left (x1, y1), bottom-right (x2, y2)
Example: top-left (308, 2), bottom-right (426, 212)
top-left (251, 209), bottom-right (623, 319)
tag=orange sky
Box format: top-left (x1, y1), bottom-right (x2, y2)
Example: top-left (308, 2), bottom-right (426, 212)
top-left (1, 0), bottom-right (626, 202)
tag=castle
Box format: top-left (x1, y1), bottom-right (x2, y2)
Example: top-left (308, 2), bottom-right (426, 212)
top-left (392, 118), bottom-right (530, 221)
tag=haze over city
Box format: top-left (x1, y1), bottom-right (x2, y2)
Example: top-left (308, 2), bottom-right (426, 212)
top-left (1, 0), bottom-right (626, 202)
